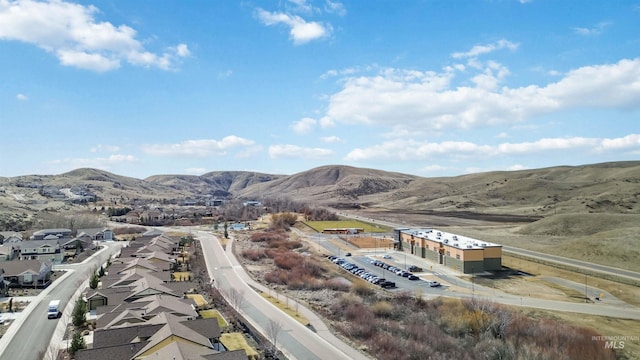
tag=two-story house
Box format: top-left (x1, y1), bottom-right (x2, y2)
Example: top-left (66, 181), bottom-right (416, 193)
top-left (17, 239), bottom-right (64, 263)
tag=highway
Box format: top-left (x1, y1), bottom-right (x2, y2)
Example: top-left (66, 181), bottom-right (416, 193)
top-left (0, 242), bottom-right (123, 360)
top-left (503, 246), bottom-right (640, 282)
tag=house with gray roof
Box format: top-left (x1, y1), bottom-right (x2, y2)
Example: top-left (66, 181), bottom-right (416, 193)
top-left (30, 228), bottom-right (71, 240)
top-left (17, 239), bottom-right (63, 263)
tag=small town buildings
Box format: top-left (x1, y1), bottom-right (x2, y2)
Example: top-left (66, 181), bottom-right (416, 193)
top-left (77, 228), bottom-right (114, 241)
top-left (31, 228), bottom-right (72, 240)
top-left (395, 228), bottom-right (502, 274)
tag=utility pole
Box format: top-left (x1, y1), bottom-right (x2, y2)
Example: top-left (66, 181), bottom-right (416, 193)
top-left (585, 274), bottom-right (588, 303)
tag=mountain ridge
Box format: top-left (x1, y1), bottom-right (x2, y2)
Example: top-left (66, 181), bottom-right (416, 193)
top-left (1, 161), bottom-right (639, 219)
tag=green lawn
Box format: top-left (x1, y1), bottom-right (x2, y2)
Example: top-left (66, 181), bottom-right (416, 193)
top-left (304, 220), bottom-right (391, 233)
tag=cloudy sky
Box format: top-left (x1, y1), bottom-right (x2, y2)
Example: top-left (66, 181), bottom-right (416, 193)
top-left (1, 0), bottom-right (639, 179)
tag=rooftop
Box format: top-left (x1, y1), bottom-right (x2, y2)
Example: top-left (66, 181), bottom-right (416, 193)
top-left (399, 228), bottom-right (500, 250)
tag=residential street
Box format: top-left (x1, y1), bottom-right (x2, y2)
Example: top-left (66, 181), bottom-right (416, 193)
top-left (0, 242), bottom-right (123, 360)
top-left (194, 230), bottom-right (371, 360)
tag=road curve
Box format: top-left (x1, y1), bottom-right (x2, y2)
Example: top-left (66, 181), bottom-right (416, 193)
top-left (195, 230), bottom-right (371, 360)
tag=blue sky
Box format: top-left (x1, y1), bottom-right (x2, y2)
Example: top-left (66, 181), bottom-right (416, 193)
top-left (1, 0), bottom-right (639, 179)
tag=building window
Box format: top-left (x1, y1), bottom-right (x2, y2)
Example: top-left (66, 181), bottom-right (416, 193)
top-left (456, 254), bottom-right (460, 260)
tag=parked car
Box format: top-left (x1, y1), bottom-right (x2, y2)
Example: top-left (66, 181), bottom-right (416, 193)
top-left (407, 265), bottom-right (423, 272)
top-left (380, 281), bottom-right (396, 289)
top-left (345, 252), bottom-right (352, 257)
top-left (408, 274), bottom-right (419, 280)
top-left (428, 281), bottom-right (441, 287)
top-left (382, 254), bottom-right (392, 259)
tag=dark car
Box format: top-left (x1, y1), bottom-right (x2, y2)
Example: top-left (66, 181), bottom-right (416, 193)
top-left (345, 252), bottom-right (352, 257)
top-left (408, 275), bottom-right (419, 280)
top-left (380, 281), bottom-right (396, 289)
top-left (407, 265), bottom-right (423, 272)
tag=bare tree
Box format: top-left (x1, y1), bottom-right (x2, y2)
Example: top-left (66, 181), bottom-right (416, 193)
top-left (265, 319), bottom-right (283, 356)
top-left (226, 287), bottom-right (246, 312)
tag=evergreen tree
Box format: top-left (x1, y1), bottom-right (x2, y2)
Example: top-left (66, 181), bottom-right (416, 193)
top-left (72, 299), bottom-right (87, 327)
top-left (69, 332), bottom-right (86, 356)
top-left (89, 272), bottom-right (99, 289)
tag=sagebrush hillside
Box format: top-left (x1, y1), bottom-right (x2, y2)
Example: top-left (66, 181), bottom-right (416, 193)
top-left (2, 161), bottom-right (640, 222)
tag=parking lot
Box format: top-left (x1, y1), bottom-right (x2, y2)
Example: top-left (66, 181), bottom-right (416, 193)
top-left (327, 255), bottom-right (443, 290)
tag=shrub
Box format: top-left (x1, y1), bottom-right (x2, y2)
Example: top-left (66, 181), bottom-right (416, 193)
top-left (241, 249), bottom-right (266, 261)
top-left (273, 252), bottom-right (303, 269)
top-left (370, 301), bottom-right (393, 318)
top-left (325, 277), bottom-right (350, 292)
top-left (351, 280), bottom-right (374, 297)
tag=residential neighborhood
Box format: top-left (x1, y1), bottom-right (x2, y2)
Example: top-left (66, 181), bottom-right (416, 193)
top-left (74, 232), bottom-right (251, 359)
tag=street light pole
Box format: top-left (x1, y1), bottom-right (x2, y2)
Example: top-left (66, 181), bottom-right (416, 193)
top-left (404, 248), bottom-right (406, 270)
top-left (585, 274), bottom-right (588, 303)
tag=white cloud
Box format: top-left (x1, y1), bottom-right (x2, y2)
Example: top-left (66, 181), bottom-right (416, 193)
top-left (573, 22), bottom-right (610, 36)
top-left (345, 134), bottom-right (640, 163)
top-left (91, 144), bottom-right (120, 153)
top-left (506, 164), bottom-right (528, 171)
top-left (49, 154), bottom-right (137, 170)
top-left (269, 144), bottom-right (333, 159)
top-left (0, 0), bottom-right (188, 72)
top-left (141, 136), bottom-right (255, 157)
top-left (321, 58), bottom-right (640, 133)
top-left (596, 134), bottom-right (640, 151)
top-left (16, 93), bottom-right (27, 100)
top-left (321, 135), bottom-right (342, 143)
top-left (292, 117), bottom-right (317, 134)
top-left (184, 167), bottom-right (207, 175)
top-left (451, 39), bottom-right (519, 59)
top-left (496, 132), bottom-right (509, 139)
top-left (287, 0), bottom-right (314, 14)
top-left (174, 43), bottom-right (190, 57)
top-left (325, 0), bottom-right (346, 16)
top-left (256, 8), bottom-right (331, 44)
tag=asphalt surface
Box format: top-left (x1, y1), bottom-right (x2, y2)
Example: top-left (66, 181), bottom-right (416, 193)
top-left (195, 230), bottom-right (371, 360)
top-left (503, 246), bottom-right (640, 282)
top-left (0, 242), bottom-right (123, 360)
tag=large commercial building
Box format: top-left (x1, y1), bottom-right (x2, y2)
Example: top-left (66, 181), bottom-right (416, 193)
top-left (394, 228), bottom-right (502, 274)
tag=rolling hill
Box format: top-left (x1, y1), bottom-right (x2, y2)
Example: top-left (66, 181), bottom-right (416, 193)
top-left (1, 161), bottom-right (639, 222)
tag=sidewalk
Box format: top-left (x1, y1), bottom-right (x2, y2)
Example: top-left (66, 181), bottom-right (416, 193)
top-left (224, 236), bottom-right (373, 360)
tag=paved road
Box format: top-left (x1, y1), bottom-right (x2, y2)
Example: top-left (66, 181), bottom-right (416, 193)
top-left (503, 246), bottom-right (640, 282)
top-left (195, 230), bottom-right (371, 360)
top-left (0, 242), bottom-right (123, 360)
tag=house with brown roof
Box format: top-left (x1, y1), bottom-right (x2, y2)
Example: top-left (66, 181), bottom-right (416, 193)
top-left (76, 313), bottom-right (245, 360)
top-left (1, 259), bottom-right (52, 287)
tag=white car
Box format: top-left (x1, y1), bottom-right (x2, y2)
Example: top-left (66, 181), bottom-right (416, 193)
top-left (428, 281), bottom-right (441, 287)
top-left (382, 254), bottom-right (392, 259)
